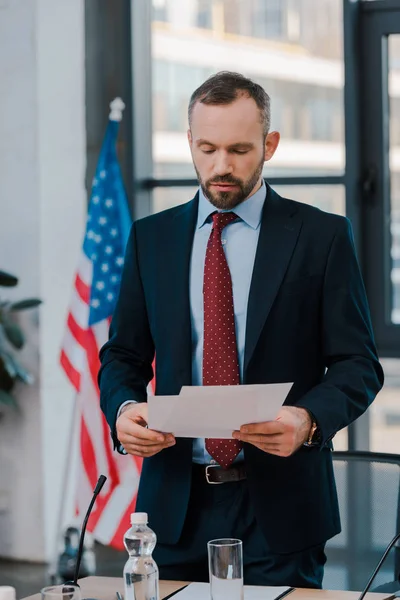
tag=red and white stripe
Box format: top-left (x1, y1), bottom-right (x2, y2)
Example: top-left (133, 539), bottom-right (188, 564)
top-left (60, 252), bottom-right (146, 549)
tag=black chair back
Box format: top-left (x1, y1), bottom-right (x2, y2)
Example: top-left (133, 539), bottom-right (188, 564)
top-left (324, 451), bottom-right (400, 591)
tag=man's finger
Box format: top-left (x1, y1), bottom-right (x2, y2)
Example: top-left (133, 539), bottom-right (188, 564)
top-left (251, 442), bottom-right (288, 455)
top-left (239, 421), bottom-right (285, 435)
top-left (234, 433), bottom-right (270, 444)
top-left (120, 432), bottom-right (175, 447)
top-left (118, 420), bottom-right (173, 443)
top-left (125, 447), bottom-right (159, 458)
top-left (123, 442), bottom-right (172, 456)
top-left (233, 430), bottom-right (282, 443)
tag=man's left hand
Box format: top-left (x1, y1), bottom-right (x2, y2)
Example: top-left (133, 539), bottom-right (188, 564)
top-left (232, 406), bottom-right (312, 457)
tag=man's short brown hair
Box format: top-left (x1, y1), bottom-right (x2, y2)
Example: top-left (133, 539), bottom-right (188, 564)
top-left (188, 71), bottom-right (271, 135)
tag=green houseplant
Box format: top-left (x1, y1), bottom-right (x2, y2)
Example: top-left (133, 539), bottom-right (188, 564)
top-left (0, 269), bottom-right (42, 409)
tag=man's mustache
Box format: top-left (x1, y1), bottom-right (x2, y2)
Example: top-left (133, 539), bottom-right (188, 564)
top-left (207, 177), bottom-right (242, 186)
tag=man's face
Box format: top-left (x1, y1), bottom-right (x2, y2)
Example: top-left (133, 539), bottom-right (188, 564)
top-left (188, 95), bottom-right (279, 209)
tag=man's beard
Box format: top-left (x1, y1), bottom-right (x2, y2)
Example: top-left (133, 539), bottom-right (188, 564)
top-left (194, 157), bottom-right (265, 210)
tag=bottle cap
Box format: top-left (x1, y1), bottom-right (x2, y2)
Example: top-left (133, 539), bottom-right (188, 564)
top-left (131, 512), bottom-right (148, 525)
top-left (0, 587), bottom-right (16, 600)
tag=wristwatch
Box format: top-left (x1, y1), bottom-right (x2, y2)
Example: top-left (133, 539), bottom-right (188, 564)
top-left (304, 415), bottom-right (321, 447)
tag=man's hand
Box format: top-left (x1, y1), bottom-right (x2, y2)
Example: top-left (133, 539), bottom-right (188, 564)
top-left (232, 406), bottom-right (312, 457)
top-left (116, 403), bottom-right (176, 458)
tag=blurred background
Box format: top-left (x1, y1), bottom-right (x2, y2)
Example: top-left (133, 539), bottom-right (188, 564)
top-left (1, 0), bottom-right (400, 595)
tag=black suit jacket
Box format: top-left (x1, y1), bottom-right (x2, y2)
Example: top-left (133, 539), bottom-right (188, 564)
top-left (99, 183), bottom-right (383, 553)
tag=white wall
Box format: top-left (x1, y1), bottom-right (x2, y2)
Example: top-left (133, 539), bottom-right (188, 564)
top-left (0, 0), bottom-right (86, 562)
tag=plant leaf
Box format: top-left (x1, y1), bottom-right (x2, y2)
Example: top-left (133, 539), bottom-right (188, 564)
top-left (15, 362), bottom-right (34, 385)
top-left (0, 356), bottom-right (15, 391)
top-left (10, 298), bottom-right (42, 311)
top-left (0, 389), bottom-right (18, 409)
top-left (0, 271), bottom-right (18, 287)
top-left (0, 352), bottom-right (17, 378)
top-left (0, 351), bottom-right (34, 385)
top-left (3, 320), bottom-right (24, 349)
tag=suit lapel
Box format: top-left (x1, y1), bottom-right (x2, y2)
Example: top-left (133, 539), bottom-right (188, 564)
top-left (244, 185), bottom-right (303, 374)
top-left (158, 195), bottom-right (198, 385)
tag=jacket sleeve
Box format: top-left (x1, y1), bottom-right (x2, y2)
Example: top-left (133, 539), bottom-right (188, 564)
top-left (98, 221), bottom-right (154, 447)
top-left (295, 217), bottom-right (384, 446)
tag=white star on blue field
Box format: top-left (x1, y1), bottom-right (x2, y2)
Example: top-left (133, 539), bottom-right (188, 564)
top-left (83, 170), bottom-right (127, 326)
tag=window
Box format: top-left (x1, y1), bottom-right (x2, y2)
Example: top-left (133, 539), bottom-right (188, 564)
top-left (371, 359), bottom-right (400, 453)
top-left (255, 0), bottom-right (285, 39)
top-left (151, 0), bottom-right (345, 180)
top-left (153, 186), bottom-right (198, 213)
top-left (369, 34), bottom-right (400, 456)
top-left (389, 36), bottom-right (400, 324)
top-left (273, 185), bottom-right (345, 215)
top-left (152, 0), bottom-right (167, 22)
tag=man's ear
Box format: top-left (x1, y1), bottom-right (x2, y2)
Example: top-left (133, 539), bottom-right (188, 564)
top-left (187, 129), bottom-right (193, 147)
top-left (264, 131), bottom-right (280, 162)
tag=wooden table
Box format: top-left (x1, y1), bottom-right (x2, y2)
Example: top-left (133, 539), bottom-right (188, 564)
top-left (23, 575), bottom-right (394, 600)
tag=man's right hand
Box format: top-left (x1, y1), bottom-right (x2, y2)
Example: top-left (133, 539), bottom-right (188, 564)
top-left (116, 403), bottom-right (176, 458)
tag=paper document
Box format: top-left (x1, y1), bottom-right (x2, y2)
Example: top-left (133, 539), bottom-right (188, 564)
top-left (147, 383), bottom-right (292, 438)
top-left (169, 582), bottom-right (293, 599)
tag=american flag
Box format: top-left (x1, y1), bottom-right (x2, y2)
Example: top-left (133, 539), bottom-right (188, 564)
top-left (60, 109), bottom-right (142, 549)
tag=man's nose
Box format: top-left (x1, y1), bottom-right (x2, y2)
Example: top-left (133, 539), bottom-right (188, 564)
top-left (213, 151), bottom-right (233, 176)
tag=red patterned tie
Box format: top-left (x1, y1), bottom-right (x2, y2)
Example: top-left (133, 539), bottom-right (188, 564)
top-left (203, 212), bottom-right (243, 468)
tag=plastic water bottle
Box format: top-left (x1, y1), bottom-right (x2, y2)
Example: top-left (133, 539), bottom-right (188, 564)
top-left (0, 587), bottom-right (16, 600)
top-left (123, 512), bottom-right (159, 600)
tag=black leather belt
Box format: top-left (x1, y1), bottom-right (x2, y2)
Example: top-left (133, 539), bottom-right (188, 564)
top-left (194, 462), bottom-right (247, 484)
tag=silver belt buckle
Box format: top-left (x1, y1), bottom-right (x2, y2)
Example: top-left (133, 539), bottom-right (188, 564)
top-left (205, 463), bottom-right (224, 484)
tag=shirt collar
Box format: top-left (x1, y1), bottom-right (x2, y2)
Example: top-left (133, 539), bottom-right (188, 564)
top-left (197, 179), bottom-right (266, 230)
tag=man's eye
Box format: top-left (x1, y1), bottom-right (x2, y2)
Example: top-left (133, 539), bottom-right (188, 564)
top-left (202, 149), bottom-right (215, 154)
top-left (233, 150), bottom-right (248, 155)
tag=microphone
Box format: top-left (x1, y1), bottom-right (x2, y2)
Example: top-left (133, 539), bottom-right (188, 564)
top-left (65, 475), bottom-right (107, 587)
top-left (358, 531), bottom-right (400, 599)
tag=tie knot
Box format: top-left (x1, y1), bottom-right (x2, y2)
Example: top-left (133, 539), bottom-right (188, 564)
top-left (212, 211), bottom-right (238, 231)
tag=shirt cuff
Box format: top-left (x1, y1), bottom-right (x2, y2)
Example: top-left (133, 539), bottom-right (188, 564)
top-left (117, 400), bottom-right (137, 454)
top-left (117, 400), bottom-right (137, 420)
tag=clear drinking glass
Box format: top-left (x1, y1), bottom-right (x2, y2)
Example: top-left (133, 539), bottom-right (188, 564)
top-left (41, 585), bottom-right (81, 600)
top-left (207, 538), bottom-right (244, 600)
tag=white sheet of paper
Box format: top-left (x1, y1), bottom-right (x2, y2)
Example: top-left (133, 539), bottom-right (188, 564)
top-left (147, 383), bottom-right (292, 438)
top-left (170, 581), bottom-right (293, 600)
top-left (180, 384), bottom-right (274, 397)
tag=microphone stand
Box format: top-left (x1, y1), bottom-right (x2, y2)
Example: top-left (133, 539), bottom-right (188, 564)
top-left (63, 475), bottom-right (107, 589)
